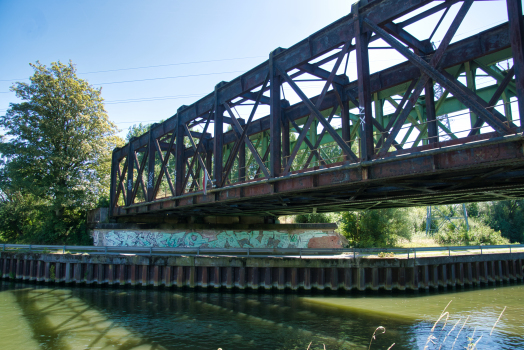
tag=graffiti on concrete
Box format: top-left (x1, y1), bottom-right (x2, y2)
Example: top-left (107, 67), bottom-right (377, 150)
top-left (92, 229), bottom-right (346, 248)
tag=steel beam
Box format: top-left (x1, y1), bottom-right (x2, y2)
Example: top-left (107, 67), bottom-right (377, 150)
top-left (109, 1), bottom-right (524, 219)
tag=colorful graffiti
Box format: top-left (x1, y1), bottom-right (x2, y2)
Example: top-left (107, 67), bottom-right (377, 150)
top-left (92, 229), bottom-right (347, 248)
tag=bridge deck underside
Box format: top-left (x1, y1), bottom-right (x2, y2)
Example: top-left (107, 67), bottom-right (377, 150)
top-left (119, 136), bottom-right (524, 217)
top-left (110, 0), bottom-right (524, 218)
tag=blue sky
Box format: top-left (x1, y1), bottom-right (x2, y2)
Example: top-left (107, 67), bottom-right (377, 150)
top-left (0, 0), bottom-right (512, 139)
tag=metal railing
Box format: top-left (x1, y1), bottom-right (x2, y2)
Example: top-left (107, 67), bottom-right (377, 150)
top-left (1, 243), bottom-right (523, 259)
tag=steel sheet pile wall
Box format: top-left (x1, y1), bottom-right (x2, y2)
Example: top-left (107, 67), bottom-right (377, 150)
top-left (1, 252), bottom-right (522, 292)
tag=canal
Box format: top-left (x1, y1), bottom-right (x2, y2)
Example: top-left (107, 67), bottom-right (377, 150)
top-left (0, 281), bottom-right (522, 349)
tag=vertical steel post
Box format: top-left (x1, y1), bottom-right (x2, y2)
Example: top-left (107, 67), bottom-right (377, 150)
top-left (464, 62), bottom-right (478, 129)
top-left (126, 139), bottom-right (135, 206)
top-left (502, 90), bottom-right (513, 122)
top-left (310, 120), bottom-right (318, 164)
top-left (238, 118), bottom-right (246, 182)
top-left (269, 50), bottom-right (282, 177)
top-left (213, 84), bottom-right (225, 187)
top-left (147, 126), bottom-right (156, 201)
top-left (425, 79), bottom-right (438, 143)
top-left (282, 108), bottom-right (290, 171)
top-left (109, 149), bottom-right (118, 213)
top-left (373, 93), bottom-right (383, 126)
top-left (341, 98), bottom-right (351, 145)
top-left (354, 5), bottom-right (373, 160)
top-left (175, 113), bottom-right (185, 196)
top-left (463, 203), bottom-right (469, 231)
top-left (205, 144), bottom-right (213, 190)
top-left (507, 0), bottom-right (524, 120)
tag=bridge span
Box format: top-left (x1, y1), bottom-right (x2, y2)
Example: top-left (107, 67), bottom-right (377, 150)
top-left (110, 0), bottom-right (524, 219)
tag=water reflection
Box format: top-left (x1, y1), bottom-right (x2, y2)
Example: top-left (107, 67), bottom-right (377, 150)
top-left (0, 281), bottom-right (522, 349)
top-left (3, 285), bottom-right (165, 350)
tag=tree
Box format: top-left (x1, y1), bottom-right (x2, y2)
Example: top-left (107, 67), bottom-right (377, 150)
top-left (339, 208), bottom-right (412, 247)
top-left (126, 122), bottom-right (155, 141)
top-left (0, 61), bottom-right (123, 243)
top-left (480, 200), bottom-right (524, 243)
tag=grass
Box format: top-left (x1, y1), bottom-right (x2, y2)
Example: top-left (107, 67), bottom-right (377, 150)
top-left (302, 301), bottom-right (507, 349)
top-left (397, 232), bottom-right (440, 248)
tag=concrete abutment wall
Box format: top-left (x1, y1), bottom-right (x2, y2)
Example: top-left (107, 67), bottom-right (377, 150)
top-left (1, 252), bottom-right (523, 292)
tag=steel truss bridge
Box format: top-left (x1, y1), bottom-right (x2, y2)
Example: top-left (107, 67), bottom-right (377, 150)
top-left (110, 0), bottom-right (524, 219)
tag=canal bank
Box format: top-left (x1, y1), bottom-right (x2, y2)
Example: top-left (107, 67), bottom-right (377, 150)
top-left (1, 250), bottom-right (523, 292)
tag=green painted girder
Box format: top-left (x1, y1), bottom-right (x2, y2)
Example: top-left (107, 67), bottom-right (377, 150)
top-left (238, 50), bottom-right (515, 162)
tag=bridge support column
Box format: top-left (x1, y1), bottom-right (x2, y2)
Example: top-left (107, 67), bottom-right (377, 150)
top-left (341, 98), bottom-right (351, 146)
top-left (176, 111), bottom-right (186, 196)
top-left (269, 49), bottom-right (282, 177)
top-left (354, 5), bottom-right (374, 161)
top-left (425, 79), bottom-right (438, 143)
top-left (110, 150), bottom-right (118, 213)
top-left (237, 119), bottom-right (246, 183)
top-left (213, 85), bottom-right (225, 188)
top-left (147, 126), bottom-right (156, 201)
top-left (464, 62), bottom-right (478, 129)
top-left (126, 139), bottom-right (135, 206)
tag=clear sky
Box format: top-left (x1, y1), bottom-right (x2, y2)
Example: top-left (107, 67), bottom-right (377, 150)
top-left (0, 0), bottom-right (512, 139)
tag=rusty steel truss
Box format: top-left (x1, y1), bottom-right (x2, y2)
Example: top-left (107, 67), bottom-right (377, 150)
top-left (110, 0), bottom-right (524, 219)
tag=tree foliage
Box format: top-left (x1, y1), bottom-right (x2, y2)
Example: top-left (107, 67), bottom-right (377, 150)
top-left (479, 200), bottom-right (524, 243)
top-left (339, 208), bottom-right (412, 247)
top-left (294, 213), bottom-right (334, 224)
top-left (434, 219), bottom-right (509, 246)
top-left (0, 61), bottom-right (123, 244)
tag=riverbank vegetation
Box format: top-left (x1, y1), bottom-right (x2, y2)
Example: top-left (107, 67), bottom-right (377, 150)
top-left (0, 61), bottom-right (123, 245)
top-left (284, 201), bottom-right (520, 248)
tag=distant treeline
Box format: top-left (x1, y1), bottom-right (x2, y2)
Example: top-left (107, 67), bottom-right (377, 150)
top-left (291, 201), bottom-right (523, 248)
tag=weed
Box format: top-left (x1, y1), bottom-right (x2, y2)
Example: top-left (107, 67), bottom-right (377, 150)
top-left (368, 326), bottom-right (387, 349)
top-left (421, 301), bottom-right (506, 350)
top-left (378, 252), bottom-right (395, 258)
top-left (303, 301), bottom-right (506, 349)
top-left (9, 271), bottom-right (14, 279)
top-left (49, 265), bottom-right (56, 280)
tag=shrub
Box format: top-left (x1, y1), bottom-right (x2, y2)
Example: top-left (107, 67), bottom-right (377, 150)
top-left (339, 208), bottom-right (411, 248)
top-left (293, 212), bottom-right (338, 224)
top-left (435, 219), bottom-right (509, 246)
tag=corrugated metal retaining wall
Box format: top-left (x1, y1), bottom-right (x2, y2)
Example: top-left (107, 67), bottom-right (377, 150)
top-left (1, 252), bottom-right (523, 292)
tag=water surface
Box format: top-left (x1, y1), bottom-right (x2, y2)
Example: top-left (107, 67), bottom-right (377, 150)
top-left (0, 281), bottom-right (522, 349)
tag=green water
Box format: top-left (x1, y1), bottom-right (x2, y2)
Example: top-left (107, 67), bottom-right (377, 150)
top-left (0, 281), bottom-right (522, 349)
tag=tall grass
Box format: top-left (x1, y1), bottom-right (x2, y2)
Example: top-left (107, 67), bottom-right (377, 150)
top-left (302, 301), bottom-right (507, 350)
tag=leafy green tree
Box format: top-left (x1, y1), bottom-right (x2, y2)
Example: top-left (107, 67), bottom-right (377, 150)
top-left (435, 219), bottom-right (509, 246)
top-left (479, 200), bottom-right (524, 243)
top-left (126, 123), bottom-right (150, 141)
top-left (339, 208), bottom-right (412, 247)
top-left (0, 61), bottom-right (123, 243)
top-left (0, 191), bottom-right (44, 243)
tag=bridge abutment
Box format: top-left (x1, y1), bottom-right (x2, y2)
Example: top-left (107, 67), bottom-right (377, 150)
top-left (90, 222), bottom-right (346, 249)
